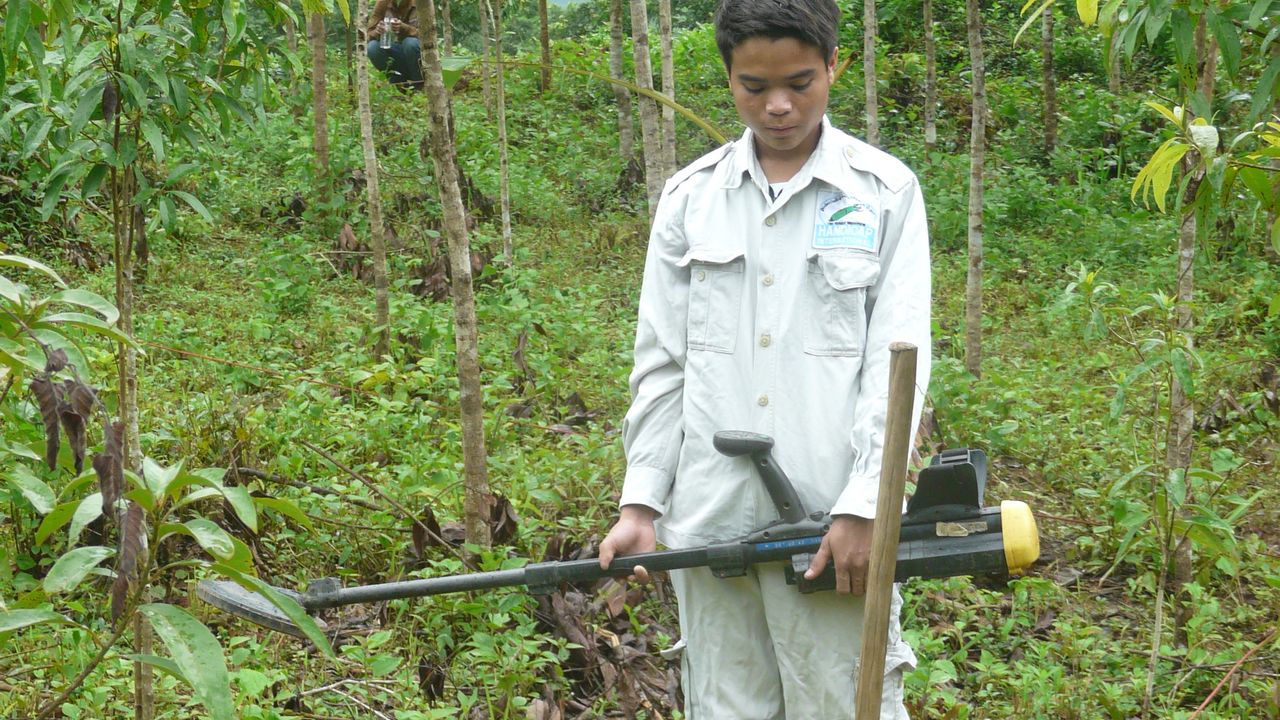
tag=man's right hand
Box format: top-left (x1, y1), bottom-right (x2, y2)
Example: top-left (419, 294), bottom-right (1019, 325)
top-left (598, 504), bottom-right (657, 583)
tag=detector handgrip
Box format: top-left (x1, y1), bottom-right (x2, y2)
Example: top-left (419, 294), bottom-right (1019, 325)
top-left (713, 430), bottom-right (807, 523)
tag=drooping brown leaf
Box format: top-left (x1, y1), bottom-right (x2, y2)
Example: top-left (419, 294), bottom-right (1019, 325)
top-left (103, 79), bottom-right (119, 126)
top-left (410, 505), bottom-right (445, 558)
top-left (59, 406), bottom-right (87, 474)
top-left (111, 502), bottom-right (147, 620)
top-left (43, 348), bottom-right (69, 374)
top-left (67, 379), bottom-right (98, 417)
top-left (417, 658), bottom-right (446, 702)
top-left (30, 377), bottom-right (63, 470)
top-left (512, 329), bottom-right (534, 393)
top-left (488, 493), bottom-right (519, 546)
top-left (94, 420), bottom-right (125, 513)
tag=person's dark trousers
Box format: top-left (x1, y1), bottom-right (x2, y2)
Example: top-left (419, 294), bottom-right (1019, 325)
top-left (367, 37), bottom-right (422, 88)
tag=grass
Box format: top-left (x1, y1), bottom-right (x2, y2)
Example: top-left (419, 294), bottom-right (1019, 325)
top-left (3, 24), bottom-right (1278, 720)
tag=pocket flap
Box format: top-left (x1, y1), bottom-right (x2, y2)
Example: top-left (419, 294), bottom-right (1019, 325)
top-left (677, 247), bottom-right (745, 268)
top-left (812, 253), bottom-right (880, 290)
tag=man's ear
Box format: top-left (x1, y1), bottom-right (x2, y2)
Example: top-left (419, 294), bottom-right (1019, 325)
top-left (827, 48), bottom-right (838, 82)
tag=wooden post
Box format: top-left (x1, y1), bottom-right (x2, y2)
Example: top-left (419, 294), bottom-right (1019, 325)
top-left (854, 341), bottom-right (918, 720)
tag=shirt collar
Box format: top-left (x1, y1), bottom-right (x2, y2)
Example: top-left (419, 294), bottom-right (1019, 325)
top-left (722, 116), bottom-right (849, 197)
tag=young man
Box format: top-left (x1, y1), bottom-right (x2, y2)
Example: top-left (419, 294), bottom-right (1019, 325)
top-left (365, 0), bottom-right (422, 89)
top-left (598, 0), bottom-right (931, 717)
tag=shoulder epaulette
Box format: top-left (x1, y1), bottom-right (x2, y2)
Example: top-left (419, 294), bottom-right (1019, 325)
top-left (663, 142), bottom-right (734, 196)
top-left (840, 138), bottom-right (915, 194)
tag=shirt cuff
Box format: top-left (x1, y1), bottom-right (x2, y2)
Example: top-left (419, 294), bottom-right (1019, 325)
top-left (830, 474), bottom-right (879, 519)
top-left (618, 465), bottom-right (672, 518)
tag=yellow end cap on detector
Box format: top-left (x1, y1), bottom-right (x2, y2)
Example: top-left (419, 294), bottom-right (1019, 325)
top-left (1001, 500), bottom-right (1040, 576)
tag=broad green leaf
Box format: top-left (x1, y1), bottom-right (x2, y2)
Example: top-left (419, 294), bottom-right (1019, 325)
top-left (254, 496), bottom-right (314, 530)
top-left (158, 194), bottom-right (175, 231)
top-left (70, 40), bottom-right (107, 75)
top-left (43, 546), bottom-right (115, 594)
top-left (36, 311), bottom-right (134, 346)
top-left (170, 190), bottom-right (212, 222)
top-left (0, 254), bottom-right (66, 287)
top-left (82, 163), bottom-right (109, 199)
top-left (7, 464), bottom-right (55, 514)
top-left (213, 565), bottom-right (334, 657)
top-left (36, 500), bottom-right (78, 545)
top-left (22, 115), bottom-right (52, 158)
top-left (183, 518), bottom-right (234, 560)
top-left (1170, 348), bottom-right (1194, 395)
top-left (46, 288), bottom-right (119, 324)
top-left (140, 118), bottom-right (165, 163)
top-left (1207, 11), bottom-right (1241, 79)
top-left (68, 492), bottom-right (104, 542)
top-left (1143, 101), bottom-right (1182, 129)
top-left (40, 172), bottom-right (69, 221)
top-left (220, 485), bottom-right (256, 533)
top-left (70, 87), bottom-right (101, 138)
top-left (128, 654), bottom-right (188, 683)
top-left (1076, 0), bottom-right (1098, 25)
top-left (138, 603), bottom-right (234, 720)
top-left (143, 457), bottom-right (183, 501)
top-left (0, 608), bottom-right (71, 634)
top-left (0, 336), bottom-right (44, 373)
top-left (0, 274), bottom-right (25, 304)
top-left (4, 0), bottom-right (31, 61)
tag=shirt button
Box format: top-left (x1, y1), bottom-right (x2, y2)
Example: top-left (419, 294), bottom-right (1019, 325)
top-left (757, 394), bottom-right (769, 407)
top-left (696, 270), bottom-right (707, 281)
top-left (764, 215), bottom-right (777, 227)
top-left (760, 334), bottom-right (771, 347)
top-left (762, 273), bottom-right (775, 286)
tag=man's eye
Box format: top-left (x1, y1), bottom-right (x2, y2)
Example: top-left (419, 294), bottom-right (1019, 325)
top-left (743, 85), bottom-right (764, 94)
top-left (792, 82), bottom-right (813, 91)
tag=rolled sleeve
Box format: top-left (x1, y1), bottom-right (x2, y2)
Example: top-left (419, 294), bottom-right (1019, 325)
top-left (619, 189), bottom-right (691, 517)
top-left (834, 176), bottom-right (932, 518)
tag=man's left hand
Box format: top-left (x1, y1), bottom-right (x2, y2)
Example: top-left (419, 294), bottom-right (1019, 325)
top-left (804, 515), bottom-right (873, 595)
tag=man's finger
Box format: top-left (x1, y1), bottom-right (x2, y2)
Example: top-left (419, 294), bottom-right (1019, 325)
top-left (598, 543), bottom-right (614, 570)
top-left (804, 545), bottom-right (831, 580)
top-left (633, 565), bottom-right (650, 584)
top-left (835, 562), bottom-right (851, 594)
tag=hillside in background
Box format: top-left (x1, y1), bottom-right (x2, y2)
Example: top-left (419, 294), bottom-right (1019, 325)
top-left (1, 1), bottom-right (1277, 718)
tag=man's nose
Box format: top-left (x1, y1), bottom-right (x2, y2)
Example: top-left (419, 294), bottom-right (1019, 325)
top-left (766, 90), bottom-right (792, 115)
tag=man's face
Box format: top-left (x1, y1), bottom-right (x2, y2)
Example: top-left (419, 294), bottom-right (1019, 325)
top-left (727, 36), bottom-right (836, 165)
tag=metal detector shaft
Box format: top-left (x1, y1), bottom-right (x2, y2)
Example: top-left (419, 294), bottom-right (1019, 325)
top-left (300, 509), bottom-right (1016, 610)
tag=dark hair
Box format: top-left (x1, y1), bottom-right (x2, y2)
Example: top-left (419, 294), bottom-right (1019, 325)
top-left (713, 0), bottom-right (841, 70)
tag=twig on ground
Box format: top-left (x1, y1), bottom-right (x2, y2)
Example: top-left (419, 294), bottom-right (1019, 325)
top-left (232, 466), bottom-right (383, 512)
top-left (297, 439), bottom-right (475, 571)
top-left (1186, 626), bottom-right (1280, 719)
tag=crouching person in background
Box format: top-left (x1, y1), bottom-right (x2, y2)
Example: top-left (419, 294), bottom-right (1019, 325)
top-left (366, 0), bottom-right (421, 90)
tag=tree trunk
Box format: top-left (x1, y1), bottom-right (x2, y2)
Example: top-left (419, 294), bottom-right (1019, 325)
top-left (357, 0), bottom-right (391, 357)
top-left (539, 0), bottom-right (551, 93)
top-left (658, 0), bottom-right (676, 177)
top-left (285, 13), bottom-right (300, 100)
top-left (629, 0), bottom-right (663, 218)
top-left (308, 12), bottom-right (330, 184)
top-left (442, 0), bottom-right (452, 54)
top-left (1042, 7), bottom-right (1057, 154)
top-left (864, 0), bottom-right (879, 146)
top-left (964, 0), bottom-right (985, 378)
top-left (1107, 29), bottom-right (1122, 94)
top-left (479, 0), bottom-right (493, 118)
top-left (488, 0), bottom-right (513, 261)
top-left (1169, 17), bottom-right (1217, 647)
top-left (923, 0), bottom-right (936, 152)
top-left (415, 0), bottom-right (492, 549)
top-left (345, 13), bottom-right (355, 91)
top-left (609, 0), bottom-right (634, 164)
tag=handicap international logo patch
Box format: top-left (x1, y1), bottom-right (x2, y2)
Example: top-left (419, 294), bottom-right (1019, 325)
top-left (814, 190), bottom-right (877, 251)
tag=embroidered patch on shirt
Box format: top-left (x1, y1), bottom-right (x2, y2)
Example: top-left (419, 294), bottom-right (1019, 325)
top-left (814, 190), bottom-right (877, 251)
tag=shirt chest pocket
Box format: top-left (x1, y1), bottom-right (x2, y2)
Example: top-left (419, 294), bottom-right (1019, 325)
top-left (679, 249), bottom-right (745, 354)
top-left (804, 253), bottom-right (880, 357)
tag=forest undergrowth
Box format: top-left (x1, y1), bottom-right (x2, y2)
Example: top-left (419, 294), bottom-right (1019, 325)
top-left (3, 12), bottom-right (1279, 720)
